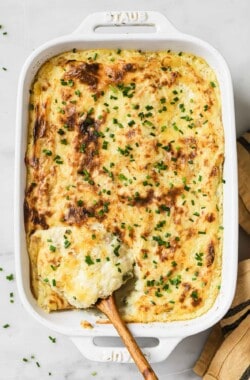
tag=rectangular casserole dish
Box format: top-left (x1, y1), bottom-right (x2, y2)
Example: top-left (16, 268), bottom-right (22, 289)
top-left (15, 11), bottom-right (238, 363)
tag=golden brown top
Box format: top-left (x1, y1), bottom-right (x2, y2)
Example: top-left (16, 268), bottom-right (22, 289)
top-left (25, 49), bottom-right (224, 321)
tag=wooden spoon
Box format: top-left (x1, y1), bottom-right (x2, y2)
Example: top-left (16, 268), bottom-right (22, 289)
top-left (96, 294), bottom-right (158, 380)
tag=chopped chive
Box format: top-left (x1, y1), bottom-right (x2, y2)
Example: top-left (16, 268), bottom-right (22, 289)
top-left (191, 290), bottom-right (199, 300)
top-left (155, 290), bottom-right (163, 297)
top-left (153, 235), bottom-right (170, 248)
top-left (48, 336), bottom-right (56, 343)
top-left (85, 255), bottom-right (95, 265)
top-left (6, 274), bottom-right (14, 281)
top-left (128, 120), bottom-right (135, 127)
top-left (102, 141), bottom-right (109, 150)
top-left (64, 240), bottom-right (71, 248)
top-left (43, 149), bottom-right (52, 156)
top-left (57, 128), bottom-right (65, 136)
top-left (113, 245), bottom-right (120, 257)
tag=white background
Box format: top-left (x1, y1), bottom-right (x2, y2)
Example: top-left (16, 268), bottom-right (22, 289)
top-left (0, 1), bottom-right (249, 379)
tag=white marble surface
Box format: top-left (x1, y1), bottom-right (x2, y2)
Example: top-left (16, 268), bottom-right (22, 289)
top-left (0, 1), bottom-right (249, 379)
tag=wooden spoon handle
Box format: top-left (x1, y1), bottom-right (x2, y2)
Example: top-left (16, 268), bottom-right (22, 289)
top-left (96, 295), bottom-right (158, 380)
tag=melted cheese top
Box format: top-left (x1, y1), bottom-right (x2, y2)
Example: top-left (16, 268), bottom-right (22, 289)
top-left (25, 49), bottom-right (224, 321)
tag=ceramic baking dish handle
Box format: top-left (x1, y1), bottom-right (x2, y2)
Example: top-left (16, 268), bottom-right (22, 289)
top-left (73, 11), bottom-right (180, 35)
top-left (70, 336), bottom-right (182, 363)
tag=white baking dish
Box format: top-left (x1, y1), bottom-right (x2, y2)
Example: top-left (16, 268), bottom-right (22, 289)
top-left (15, 11), bottom-right (238, 363)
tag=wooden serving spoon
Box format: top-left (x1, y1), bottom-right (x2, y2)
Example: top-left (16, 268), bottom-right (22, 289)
top-left (96, 294), bottom-right (158, 380)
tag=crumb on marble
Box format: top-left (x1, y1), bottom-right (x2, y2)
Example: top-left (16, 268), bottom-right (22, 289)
top-left (80, 320), bottom-right (94, 329)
